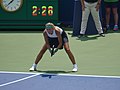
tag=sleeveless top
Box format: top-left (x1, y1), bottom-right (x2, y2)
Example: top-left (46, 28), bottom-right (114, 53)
top-left (46, 26), bottom-right (63, 38)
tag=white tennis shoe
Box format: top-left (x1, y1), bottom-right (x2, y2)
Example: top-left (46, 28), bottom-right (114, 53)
top-left (72, 64), bottom-right (78, 72)
top-left (29, 64), bottom-right (37, 71)
top-left (29, 66), bottom-right (37, 71)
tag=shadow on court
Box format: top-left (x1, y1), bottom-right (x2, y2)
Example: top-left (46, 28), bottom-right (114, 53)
top-left (36, 70), bottom-right (73, 74)
top-left (76, 35), bottom-right (100, 41)
top-left (104, 29), bottom-right (120, 34)
top-left (40, 74), bottom-right (57, 79)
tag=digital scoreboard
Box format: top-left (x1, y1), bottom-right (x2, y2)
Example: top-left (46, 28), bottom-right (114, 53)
top-left (28, 0), bottom-right (58, 20)
top-left (0, 0), bottom-right (59, 29)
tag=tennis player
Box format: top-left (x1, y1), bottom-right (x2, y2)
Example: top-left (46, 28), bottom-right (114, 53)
top-left (29, 22), bottom-right (78, 72)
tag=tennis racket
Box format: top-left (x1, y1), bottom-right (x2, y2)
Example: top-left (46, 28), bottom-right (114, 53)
top-left (51, 45), bottom-right (55, 57)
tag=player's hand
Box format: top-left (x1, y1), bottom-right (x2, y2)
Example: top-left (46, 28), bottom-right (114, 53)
top-left (53, 48), bottom-right (58, 54)
top-left (48, 48), bottom-right (52, 54)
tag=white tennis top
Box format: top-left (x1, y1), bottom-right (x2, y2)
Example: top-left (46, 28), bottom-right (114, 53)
top-left (46, 26), bottom-right (63, 38)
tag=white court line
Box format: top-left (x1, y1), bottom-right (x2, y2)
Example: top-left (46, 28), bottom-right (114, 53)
top-left (0, 71), bottom-right (38, 75)
top-left (0, 71), bottom-right (120, 79)
top-left (0, 73), bottom-right (40, 87)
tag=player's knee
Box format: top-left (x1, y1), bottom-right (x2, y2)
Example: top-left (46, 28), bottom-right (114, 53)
top-left (40, 48), bottom-right (47, 53)
top-left (65, 48), bottom-right (70, 53)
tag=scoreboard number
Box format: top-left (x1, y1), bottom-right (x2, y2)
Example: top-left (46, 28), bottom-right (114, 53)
top-left (32, 5), bottom-right (54, 17)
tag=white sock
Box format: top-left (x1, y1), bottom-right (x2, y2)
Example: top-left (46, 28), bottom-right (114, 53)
top-left (33, 64), bottom-right (37, 68)
top-left (73, 64), bottom-right (77, 68)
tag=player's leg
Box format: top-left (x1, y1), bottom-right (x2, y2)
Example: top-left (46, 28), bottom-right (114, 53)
top-left (63, 42), bottom-right (78, 72)
top-left (29, 43), bottom-right (48, 71)
top-left (35, 44), bottom-right (48, 64)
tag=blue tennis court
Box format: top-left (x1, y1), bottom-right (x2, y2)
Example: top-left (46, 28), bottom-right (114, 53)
top-left (0, 71), bottom-right (120, 90)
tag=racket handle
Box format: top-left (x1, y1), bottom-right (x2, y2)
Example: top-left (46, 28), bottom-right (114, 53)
top-left (51, 45), bottom-right (54, 57)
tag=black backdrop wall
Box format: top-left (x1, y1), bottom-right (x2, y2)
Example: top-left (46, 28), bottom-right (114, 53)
top-left (59, 0), bottom-right (120, 29)
top-left (59, 0), bottom-right (74, 26)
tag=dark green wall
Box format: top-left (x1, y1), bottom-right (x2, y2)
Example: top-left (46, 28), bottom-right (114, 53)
top-left (0, 0), bottom-right (58, 29)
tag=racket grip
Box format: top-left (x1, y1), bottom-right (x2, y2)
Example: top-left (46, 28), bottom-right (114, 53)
top-left (51, 45), bottom-right (54, 57)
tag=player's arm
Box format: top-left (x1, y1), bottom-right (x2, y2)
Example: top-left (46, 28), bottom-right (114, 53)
top-left (52, 29), bottom-right (62, 54)
top-left (43, 30), bottom-right (50, 49)
top-left (55, 29), bottom-right (62, 49)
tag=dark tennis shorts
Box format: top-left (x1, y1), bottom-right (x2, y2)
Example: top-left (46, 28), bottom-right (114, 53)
top-left (104, 2), bottom-right (119, 8)
top-left (48, 31), bottom-right (68, 49)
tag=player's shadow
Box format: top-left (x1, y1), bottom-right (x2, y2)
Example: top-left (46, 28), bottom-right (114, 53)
top-left (36, 70), bottom-right (73, 79)
top-left (37, 70), bottom-right (72, 74)
top-left (40, 74), bottom-right (57, 79)
top-left (76, 35), bottom-right (100, 41)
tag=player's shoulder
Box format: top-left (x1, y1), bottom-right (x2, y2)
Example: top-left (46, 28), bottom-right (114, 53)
top-left (43, 29), bottom-right (47, 34)
top-left (55, 26), bottom-right (63, 31)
